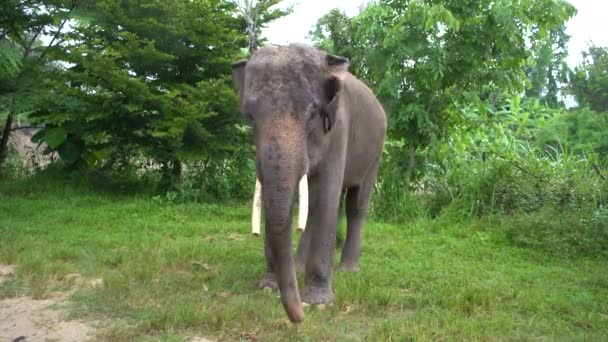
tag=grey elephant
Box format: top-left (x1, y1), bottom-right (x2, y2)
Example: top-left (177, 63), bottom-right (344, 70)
top-left (231, 43), bottom-right (387, 323)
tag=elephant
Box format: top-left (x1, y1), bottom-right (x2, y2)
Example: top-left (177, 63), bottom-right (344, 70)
top-left (231, 43), bottom-right (387, 323)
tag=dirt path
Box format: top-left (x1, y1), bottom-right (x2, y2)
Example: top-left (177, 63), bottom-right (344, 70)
top-left (0, 265), bottom-right (94, 342)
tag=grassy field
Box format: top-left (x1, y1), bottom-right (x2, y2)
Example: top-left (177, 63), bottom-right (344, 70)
top-left (1, 174), bottom-right (607, 341)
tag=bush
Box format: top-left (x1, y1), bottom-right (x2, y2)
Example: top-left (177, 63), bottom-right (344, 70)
top-left (536, 107), bottom-right (608, 156)
top-left (370, 141), bottom-right (428, 221)
top-left (159, 154), bottom-right (255, 204)
top-left (417, 98), bottom-right (606, 218)
top-left (371, 97), bottom-right (608, 257)
top-left (503, 207), bottom-right (608, 258)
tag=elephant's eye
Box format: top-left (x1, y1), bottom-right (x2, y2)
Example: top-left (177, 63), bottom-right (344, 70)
top-left (304, 102), bottom-right (322, 133)
top-left (305, 101), bottom-right (320, 119)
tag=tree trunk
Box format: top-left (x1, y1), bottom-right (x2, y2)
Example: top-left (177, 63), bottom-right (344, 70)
top-left (242, 0), bottom-right (258, 53)
top-left (0, 113), bottom-right (14, 176)
top-left (171, 157), bottom-right (182, 179)
top-left (405, 143), bottom-right (416, 186)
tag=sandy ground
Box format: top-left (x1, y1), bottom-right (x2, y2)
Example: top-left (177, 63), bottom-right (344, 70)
top-left (0, 265), bottom-right (94, 342)
top-left (0, 265), bottom-right (218, 341)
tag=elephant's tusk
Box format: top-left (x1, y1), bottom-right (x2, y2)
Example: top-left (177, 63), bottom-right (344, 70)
top-left (252, 178), bottom-right (262, 236)
top-left (251, 175), bottom-right (308, 236)
top-left (296, 175), bottom-right (308, 233)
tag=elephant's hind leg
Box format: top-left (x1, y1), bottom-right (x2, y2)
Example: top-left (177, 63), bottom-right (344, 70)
top-left (338, 165), bottom-right (378, 272)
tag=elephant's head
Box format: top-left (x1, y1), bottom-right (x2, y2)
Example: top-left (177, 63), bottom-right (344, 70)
top-left (231, 44), bottom-right (349, 323)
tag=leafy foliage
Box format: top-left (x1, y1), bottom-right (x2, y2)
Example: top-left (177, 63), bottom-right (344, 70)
top-left (27, 0), bottom-right (249, 171)
top-left (0, 40), bottom-right (21, 82)
top-left (1, 1), bottom-right (83, 175)
top-left (311, 0), bottom-right (576, 181)
top-left (525, 25), bottom-right (571, 108)
top-left (569, 45), bottom-right (608, 112)
top-left (308, 9), bottom-right (357, 68)
top-left (2, 0), bottom-right (288, 189)
top-left (537, 107), bottom-right (608, 156)
top-left (371, 96), bottom-right (608, 257)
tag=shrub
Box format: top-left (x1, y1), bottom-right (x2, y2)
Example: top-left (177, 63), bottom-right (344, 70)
top-left (159, 154), bottom-right (255, 204)
top-left (371, 97), bottom-right (608, 257)
top-left (503, 207), bottom-right (608, 258)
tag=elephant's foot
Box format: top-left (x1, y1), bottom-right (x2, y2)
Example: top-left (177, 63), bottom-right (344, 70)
top-left (337, 262), bottom-right (360, 272)
top-left (301, 284), bottom-right (334, 306)
top-left (258, 272), bottom-right (278, 292)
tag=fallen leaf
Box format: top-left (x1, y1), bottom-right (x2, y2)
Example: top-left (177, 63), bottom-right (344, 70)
top-left (240, 329), bottom-right (258, 341)
top-left (340, 303), bottom-right (353, 314)
top-left (89, 278), bottom-right (104, 288)
top-left (192, 261), bottom-right (212, 271)
top-left (227, 233), bottom-right (244, 241)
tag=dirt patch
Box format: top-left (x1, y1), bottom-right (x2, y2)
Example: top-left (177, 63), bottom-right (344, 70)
top-left (0, 264), bottom-right (15, 283)
top-left (0, 266), bottom-right (216, 341)
top-left (189, 337), bottom-right (216, 342)
top-left (0, 265), bottom-right (94, 341)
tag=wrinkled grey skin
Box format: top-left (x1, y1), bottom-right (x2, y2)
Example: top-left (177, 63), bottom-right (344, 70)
top-left (232, 43), bottom-right (387, 323)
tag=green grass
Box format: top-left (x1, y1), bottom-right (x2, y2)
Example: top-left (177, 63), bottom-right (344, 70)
top-left (1, 174), bottom-right (607, 341)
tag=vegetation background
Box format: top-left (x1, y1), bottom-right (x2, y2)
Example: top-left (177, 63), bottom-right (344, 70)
top-left (1, 0), bottom-right (607, 340)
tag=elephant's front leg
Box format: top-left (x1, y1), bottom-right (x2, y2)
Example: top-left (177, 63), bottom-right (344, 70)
top-left (302, 170), bottom-right (343, 305)
top-left (295, 223), bottom-right (311, 273)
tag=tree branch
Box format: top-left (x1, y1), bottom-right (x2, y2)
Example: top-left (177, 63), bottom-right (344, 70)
top-left (22, 23), bottom-right (45, 59)
top-left (37, 0), bottom-right (79, 62)
top-left (10, 125), bottom-right (43, 132)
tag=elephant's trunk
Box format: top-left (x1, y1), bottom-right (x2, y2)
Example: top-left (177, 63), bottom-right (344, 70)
top-left (258, 119), bottom-right (306, 323)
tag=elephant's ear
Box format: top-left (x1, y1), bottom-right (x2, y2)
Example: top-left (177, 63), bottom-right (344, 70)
top-left (231, 59), bottom-right (247, 100)
top-left (327, 54), bottom-right (349, 73)
top-left (321, 54), bottom-right (349, 133)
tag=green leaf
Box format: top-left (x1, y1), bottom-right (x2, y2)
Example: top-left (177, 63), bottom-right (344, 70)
top-left (44, 128), bottom-right (68, 149)
top-left (57, 140), bottom-right (81, 165)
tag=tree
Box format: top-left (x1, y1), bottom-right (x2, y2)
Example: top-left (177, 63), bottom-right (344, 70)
top-left (0, 0), bottom-right (80, 175)
top-left (21, 0), bottom-right (285, 184)
top-left (312, 0), bottom-right (576, 183)
top-left (237, 0), bottom-right (292, 53)
top-left (2, 0), bottom-right (289, 180)
top-left (308, 9), bottom-right (356, 62)
top-left (525, 25), bottom-right (571, 108)
top-left (569, 45), bottom-right (608, 112)
top-left (29, 1), bottom-right (239, 173)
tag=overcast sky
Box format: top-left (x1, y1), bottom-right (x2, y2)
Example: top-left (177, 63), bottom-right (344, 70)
top-left (262, 0), bottom-right (608, 68)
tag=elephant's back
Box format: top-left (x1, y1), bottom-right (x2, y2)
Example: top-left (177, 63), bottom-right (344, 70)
top-left (342, 73), bottom-right (387, 137)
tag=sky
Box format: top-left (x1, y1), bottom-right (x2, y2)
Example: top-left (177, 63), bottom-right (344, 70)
top-left (262, 0), bottom-right (608, 68)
